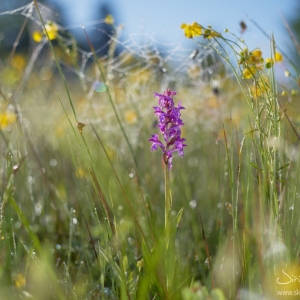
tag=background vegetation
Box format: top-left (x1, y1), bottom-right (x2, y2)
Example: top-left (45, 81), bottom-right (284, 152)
top-left (0, 1), bottom-right (300, 299)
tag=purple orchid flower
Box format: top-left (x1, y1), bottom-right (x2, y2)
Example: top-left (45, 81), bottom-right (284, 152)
top-left (149, 89), bottom-right (187, 169)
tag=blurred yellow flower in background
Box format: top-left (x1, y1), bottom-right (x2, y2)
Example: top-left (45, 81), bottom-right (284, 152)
top-left (251, 49), bottom-right (262, 58)
top-left (0, 112), bottom-right (16, 129)
top-left (265, 57), bottom-right (274, 69)
top-left (44, 22), bottom-right (58, 40)
top-left (265, 52), bottom-right (283, 68)
top-left (32, 21), bottom-right (58, 42)
top-left (243, 67), bottom-right (256, 79)
top-left (76, 167), bottom-right (86, 178)
top-left (249, 48), bottom-right (263, 64)
top-left (104, 14), bottom-right (114, 25)
top-left (125, 110), bottom-right (138, 124)
top-left (203, 28), bottom-right (221, 39)
top-left (14, 273), bottom-right (26, 288)
top-left (181, 22), bottom-right (202, 38)
top-left (275, 51), bottom-right (283, 62)
top-left (32, 31), bottom-right (43, 43)
top-left (11, 54), bottom-right (26, 71)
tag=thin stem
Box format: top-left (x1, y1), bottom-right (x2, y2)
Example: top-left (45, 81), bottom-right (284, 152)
top-left (33, 0), bottom-right (78, 122)
top-left (164, 166), bottom-right (171, 232)
top-left (82, 28), bottom-right (139, 171)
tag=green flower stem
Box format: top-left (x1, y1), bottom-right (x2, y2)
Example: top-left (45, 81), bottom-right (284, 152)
top-left (164, 165), bottom-right (174, 293)
top-left (164, 166), bottom-right (172, 244)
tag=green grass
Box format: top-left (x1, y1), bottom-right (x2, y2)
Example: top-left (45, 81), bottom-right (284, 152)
top-left (0, 5), bottom-right (300, 300)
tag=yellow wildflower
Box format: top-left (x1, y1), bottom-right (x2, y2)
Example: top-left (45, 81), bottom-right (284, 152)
top-left (265, 52), bottom-right (283, 68)
top-left (180, 22), bottom-right (202, 39)
top-left (76, 167), bottom-right (86, 178)
top-left (239, 48), bottom-right (249, 65)
top-left (14, 273), bottom-right (26, 288)
top-left (55, 126), bottom-right (64, 138)
top-left (275, 52), bottom-right (283, 62)
top-left (243, 67), bottom-right (257, 79)
top-left (251, 77), bottom-right (270, 97)
top-left (251, 49), bottom-right (262, 58)
top-left (11, 55), bottom-right (26, 71)
top-left (44, 22), bottom-right (58, 40)
top-left (0, 112), bottom-right (16, 129)
top-left (32, 31), bottom-right (43, 43)
top-left (239, 48), bottom-right (263, 67)
top-left (249, 48), bottom-right (263, 64)
top-left (203, 28), bottom-right (221, 39)
top-left (32, 21), bottom-right (58, 42)
top-left (243, 69), bottom-right (251, 79)
top-left (104, 14), bottom-right (114, 25)
top-left (125, 110), bottom-right (138, 124)
top-left (291, 89), bottom-right (298, 96)
top-left (265, 57), bottom-right (274, 69)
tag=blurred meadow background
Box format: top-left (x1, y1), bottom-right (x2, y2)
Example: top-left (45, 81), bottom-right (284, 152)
top-left (1, 0), bottom-right (300, 299)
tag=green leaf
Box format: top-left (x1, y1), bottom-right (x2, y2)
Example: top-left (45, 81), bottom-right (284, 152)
top-left (250, 162), bottom-right (263, 171)
top-left (277, 163), bottom-right (290, 173)
top-left (176, 208), bottom-right (184, 228)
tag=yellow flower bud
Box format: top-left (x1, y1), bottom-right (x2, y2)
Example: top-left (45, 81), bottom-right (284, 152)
top-left (104, 14), bottom-right (114, 25)
top-left (32, 31), bottom-right (43, 43)
top-left (44, 22), bottom-right (58, 40)
top-left (275, 52), bottom-right (283, 62)
top-left (265, 58), bottom-right (274, 69)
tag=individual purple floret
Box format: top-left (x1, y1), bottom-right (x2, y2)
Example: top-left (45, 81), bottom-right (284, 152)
top-left (149, 89), bottom-right (187, 170)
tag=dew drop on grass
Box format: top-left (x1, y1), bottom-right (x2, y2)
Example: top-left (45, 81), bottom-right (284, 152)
top-left (28, 176), bottom-right (35, 184)
top-left (118, 205), bottom-right (123, 211)
top-left (49, 159), bottom-right (57, 167)
top-left (14, 222), bottom-right (21, 229)
top-left (39, 67), bottom-right (52, 80)
top-left (72, 218), bottom-right (78, 225)
top-left (289, 205), bottom-right (294, 211)
top-left (22, 291), bottom-right (32, 298)
top-left (45, 215), bottom-right (52, 223)
top-left (56, 244), bottom-right (61, 250)
top-left (128, 168), bottom-right (136, 178)
top-left (92, 80), bottom-right (107, 93)
top-left (189, 200), bottom-right (197, 209)
top-left (34, 203), bottom-right (42, 216)
top-left (103, 287), bottom-right (111, 296)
